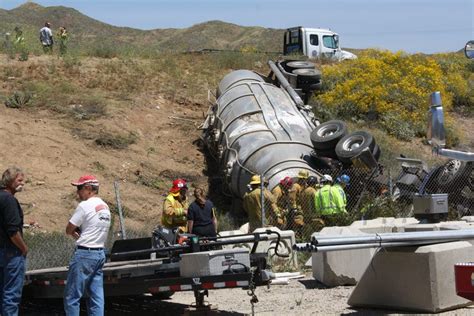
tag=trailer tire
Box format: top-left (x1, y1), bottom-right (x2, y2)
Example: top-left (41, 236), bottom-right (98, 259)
top-left (335, 131), bottom-right (376, 164)
top-left (292, 68), bottom-right (322, 81)
top-left (436, 160), bottom-right (472, 193)
top-left (286, 61), bottom-right (315, 72)
top-left (310, 120), bottom-right (348, 150)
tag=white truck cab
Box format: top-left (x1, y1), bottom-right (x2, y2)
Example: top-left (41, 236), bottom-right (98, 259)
top-left (283, 26), bottom-right (357, 61)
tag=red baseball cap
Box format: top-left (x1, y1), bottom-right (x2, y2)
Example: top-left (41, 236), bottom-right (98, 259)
top-left (71, 175), bottom-right (99, 186)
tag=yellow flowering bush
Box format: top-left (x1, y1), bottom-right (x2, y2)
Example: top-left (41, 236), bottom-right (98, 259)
top-left (314, 49), bottom-right (456, 140)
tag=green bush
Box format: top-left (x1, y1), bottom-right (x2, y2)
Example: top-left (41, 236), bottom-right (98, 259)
top-left (95, 131), bottom-right (138, 149)
top-left (315, 50), bottom-right (451, 140)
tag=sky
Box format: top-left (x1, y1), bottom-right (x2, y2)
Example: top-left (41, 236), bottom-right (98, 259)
top-left (1, 0), bottom-right (473, 53)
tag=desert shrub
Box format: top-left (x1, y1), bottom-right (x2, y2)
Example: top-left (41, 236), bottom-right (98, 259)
top-left (380, 112), bottom-right (416, 141)
top-left (4, 91), bottom-right (31, 108)
top-left (62, 54), bottom-right (82, 71)
top-left (87, 41), bottom-right (120, 59)
top-left (70, 95), bottom-right (107, 120)
top-left (315, 49), bottom-right (451, 140)
top-left (433, 53), bottom-right (474, 115)
top-left (95, 131), bottom-right (138, 149)
top-left (136, 175), bottom-right (167, 190)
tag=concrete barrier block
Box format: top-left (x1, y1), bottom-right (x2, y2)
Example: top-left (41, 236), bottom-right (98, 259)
top-left (350, 217), bottom-right (419, 233)
top-left (403, 223), bottom-right (441, 232)
top-left (311, 227), bottom-right (376, 286)
top-left (461, 216), bottom-right (474, 223)
top-left (348, 241), bottom-right (474, 312)
top-left (438, 221), bottom-right (471, 230)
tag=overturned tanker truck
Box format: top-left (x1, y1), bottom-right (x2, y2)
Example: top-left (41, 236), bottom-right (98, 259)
top-left (201, 60), bottom-right (381, 198)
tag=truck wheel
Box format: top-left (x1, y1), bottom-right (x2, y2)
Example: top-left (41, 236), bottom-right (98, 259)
top-left (436, 160), bottom-right (472, 193)
top-left (335, 131), bottom-right (375, 164)
top-left (292, 68), bottom-right (322, 81)
top-left (286, 61), bottom-right (315, 72)
top-left (310, 120), bottom-right (348, 150)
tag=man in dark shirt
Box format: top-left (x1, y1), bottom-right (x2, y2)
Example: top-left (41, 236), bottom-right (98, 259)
top-left (0, 166), bottom-right (27, 315)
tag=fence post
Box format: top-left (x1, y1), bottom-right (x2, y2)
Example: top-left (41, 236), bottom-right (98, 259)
top-left (114, 180), bottom-right (127, 240)
top-left (260, 174), bottom-right (266, 228)
top-left (388, 169), bottom-right (393, 196)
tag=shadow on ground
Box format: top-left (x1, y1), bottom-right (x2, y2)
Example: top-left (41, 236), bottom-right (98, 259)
top-left (21, 296), bottom-right (246, 316)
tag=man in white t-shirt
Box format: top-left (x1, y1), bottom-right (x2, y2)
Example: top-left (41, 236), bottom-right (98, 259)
top-left (64, 175), bottom-right (111, 316)
top-left (39, 22), bottom-right (53, 53)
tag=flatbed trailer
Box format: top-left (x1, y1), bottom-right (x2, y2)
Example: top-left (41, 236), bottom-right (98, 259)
top-left (23, 230), bottom-right (286, 308)
top-left (24, 259), bottom-right (255, 298)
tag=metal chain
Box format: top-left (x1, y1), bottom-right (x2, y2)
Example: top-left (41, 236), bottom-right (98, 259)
top-left (247, 267), bottom-right (259, 316)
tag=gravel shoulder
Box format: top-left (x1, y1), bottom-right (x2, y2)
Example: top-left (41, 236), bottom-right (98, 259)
top-left (20, 273), bottom-right (474, 315)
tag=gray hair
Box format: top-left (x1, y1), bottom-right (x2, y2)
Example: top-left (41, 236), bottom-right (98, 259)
top-left (1, 166), bottom-right (24, 188)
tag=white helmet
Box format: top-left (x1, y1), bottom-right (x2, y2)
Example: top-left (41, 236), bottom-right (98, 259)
top-left (321, 174), bottom-right (333, 183)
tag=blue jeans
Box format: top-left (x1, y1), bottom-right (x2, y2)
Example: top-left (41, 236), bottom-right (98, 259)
top-left (0, 247), bottom-right (26, 316)
top-left (64, 249), bottom-right (106, 316)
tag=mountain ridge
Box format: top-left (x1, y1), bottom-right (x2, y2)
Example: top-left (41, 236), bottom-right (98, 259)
top-left (1, 2), bottom-right (284, 53)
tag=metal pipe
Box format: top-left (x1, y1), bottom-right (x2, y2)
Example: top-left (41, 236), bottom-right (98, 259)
top-left (111, 235), bottom-right (272, 259)
top-left (267, 60), bottom-right (304, 107)
top-left (114, 181), bottom-right (127, 240)
top-left (295, 240), bottom-right (452, 252)
top-left (311, 230), bottom-right (474, 246)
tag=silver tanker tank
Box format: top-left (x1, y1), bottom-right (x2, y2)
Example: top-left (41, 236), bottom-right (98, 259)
top-left (203, 64), bottom-right (322, 198)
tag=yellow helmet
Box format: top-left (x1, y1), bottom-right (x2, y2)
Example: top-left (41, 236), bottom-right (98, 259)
top-left (297, 170), bottom-right (309, 179)
top-left (249, 175), bottom-right (261, 185)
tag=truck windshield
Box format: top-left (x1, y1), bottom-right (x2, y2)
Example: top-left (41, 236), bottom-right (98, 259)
top-left (322, 35), bottom-right (338, 49)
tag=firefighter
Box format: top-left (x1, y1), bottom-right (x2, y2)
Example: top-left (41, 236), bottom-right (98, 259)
top-left (242, 175), bottom-right (283, 232)
top-left (314, 174), bottom-right (346, 227)
top-left (271, 176), bottom-right (294, 228)
top-left (291, 169), bottom-right (309, 209)
top-left (300, 175), bottom-right (319, 220)
top-left (161, 179), bottom-right (189, 232)
top-left (287, 170), bottom-right (309, 231)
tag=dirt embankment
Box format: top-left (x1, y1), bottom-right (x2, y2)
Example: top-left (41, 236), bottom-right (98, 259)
top-left (0, 55), bottom-right (210, 232)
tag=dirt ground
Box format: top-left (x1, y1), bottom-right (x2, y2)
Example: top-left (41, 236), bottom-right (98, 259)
top-left (0, 54), bottom-right (210, 232)
top-left (20, 274), bottom-right (474, 315)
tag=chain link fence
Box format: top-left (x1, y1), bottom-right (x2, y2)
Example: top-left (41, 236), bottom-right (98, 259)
top-left (25, 160), bottom-right (473, 270)
top-left (254, 161), bottom-right (474, 242)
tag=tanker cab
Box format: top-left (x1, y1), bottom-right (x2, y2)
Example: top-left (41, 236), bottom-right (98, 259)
top-left (283, 27), bottom-right (357, 61)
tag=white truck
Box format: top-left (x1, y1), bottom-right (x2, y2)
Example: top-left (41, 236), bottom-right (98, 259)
top-left (283, 26), bottom-right (357, 61)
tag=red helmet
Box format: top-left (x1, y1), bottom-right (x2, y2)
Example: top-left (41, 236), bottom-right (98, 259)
top-left (279, 176), bottom-right (293, 188)
top-left (170, 179), bottom-right (188, 194)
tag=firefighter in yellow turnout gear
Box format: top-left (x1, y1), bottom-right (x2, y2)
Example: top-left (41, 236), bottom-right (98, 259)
top-left (288, 170), bottom-right (309, 229)
top-left (162, 179), bottom-right (189, 232)
top-left (243, 175), bottom-right (283, 232)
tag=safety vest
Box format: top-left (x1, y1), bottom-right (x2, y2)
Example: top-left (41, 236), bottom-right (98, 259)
top-left (161, 194), bottom-right (188, 229)
top-left (315, 184), bottom-right (340, 215)
top-left (333, 184), bottom-right (347, 206)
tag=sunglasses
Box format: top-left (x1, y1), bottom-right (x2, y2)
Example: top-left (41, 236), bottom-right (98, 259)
top-left (76, 185), bottom-right (85, 191)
